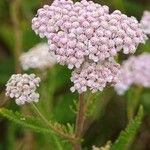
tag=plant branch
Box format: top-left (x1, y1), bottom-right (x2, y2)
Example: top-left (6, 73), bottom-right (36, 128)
top-left (31, 103), bottom-right (78, 144)
top-left (73, 93), bottom-right (85, 150)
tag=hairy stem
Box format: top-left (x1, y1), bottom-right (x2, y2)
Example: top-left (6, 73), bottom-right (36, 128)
top-left (73, 93), bottom-right (85, 150)
top-left (31, 103), bottom-right (78, 144)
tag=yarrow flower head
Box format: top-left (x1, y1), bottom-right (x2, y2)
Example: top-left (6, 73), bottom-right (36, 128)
top-left (20, 43), bottom-right (56, 70)
top-left (141, 11), bottom-right (150, 35)
top-left (32, 0), bottom-right (147, 69)
top-left (71, 59), bottom-right (120, 93)
top-left (114, 53), bottom-right (150, 95)
top-left (5, 74), bottom-right (41, 105)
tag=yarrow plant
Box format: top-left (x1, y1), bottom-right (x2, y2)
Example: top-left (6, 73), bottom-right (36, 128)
top-left (3, 0), bottom-right (148, 150)
top-left (141, 11), bottom-right (150, 35)
top-left (20, 43), bottom-right (56, 70)
top-left (5, 74), bottom-right (41, 105)
top-left (114, 53), bottom-right (150, 95)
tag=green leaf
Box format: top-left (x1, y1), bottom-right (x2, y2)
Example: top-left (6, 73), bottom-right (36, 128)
top-left (0, 108), bottom-right (52, 134)
top-left (110, 106), bottom-right (144, 150)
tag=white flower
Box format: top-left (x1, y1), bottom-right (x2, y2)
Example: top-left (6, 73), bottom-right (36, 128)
top-left (141, 11), bottom-right (150, 35)
top-left (5, 74), bottom-right (41, 105)
top-left (20, 43), bottom-right (55, 70)
top-left (114, 53), bottom-right (150, 95)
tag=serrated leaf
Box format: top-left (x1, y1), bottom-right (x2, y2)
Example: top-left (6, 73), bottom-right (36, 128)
top-left (110, 106), bottom-right (144, 150)
top-left (0, 108), bottom-right (52, 134)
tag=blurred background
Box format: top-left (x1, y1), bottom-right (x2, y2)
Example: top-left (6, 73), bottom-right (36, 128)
top-left (0, 0), bottom-right (150, 150)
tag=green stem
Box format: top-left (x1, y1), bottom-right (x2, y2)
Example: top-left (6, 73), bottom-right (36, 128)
top-left (10, 0), bottom-right (22, 73)
top-left (31, 103), bottom-right (78, 144)
top-left (127, 86), bottom-right (143, 122)
top-left (73, 93), bottom-right (85, 150)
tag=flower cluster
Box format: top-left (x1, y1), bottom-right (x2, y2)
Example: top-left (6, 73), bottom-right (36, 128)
top-left (71, 59), bottom-right (120, 93)
top-left (114, 53), bottom-right (150, 95)
top-left (141, 11), bottom-right (150, 35)
top-left (20, 43), bottom-right (55, 70)
top-left (32, 0), bottom-right (147, 69)
top-left (5, 74), bottom-right (41, 105)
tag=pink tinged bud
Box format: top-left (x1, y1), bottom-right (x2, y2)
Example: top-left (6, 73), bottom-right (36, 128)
top-left (63, 15), bottom-right (70, 21)
top-left (72, 21), bottom-right (80, 28)
top-left (129, 45), bottom-right (136, 53)
top-left (53, 36), bottom-right (60, 42)
top-left (70, 57), bottom-right (77, 64)
top-left (77, 42), bottom-right (85, 49)
top-left (123, 46), bottom-right (129, 54)
top-left (76, 27), bottom-right (83, 34)
top-left (62, 8), bottom-right (68, 14)
top-left (70, 16), bottom-right (77, 22)
top-left (101, 21), bottom-right (108, 28)
top-left (87, 16), bottom-right (95, 22)
top-left (70, 87), bottom-right (75, 92)
top-left (37, 9), bottom-right (45, 16)
top-left (110, 26), bottom-right (117, 32)
top-left (49, 44), bottom-right (57, 51)
top-left (68, 40), bottom-right (76, 48)
top-left (103, 5), bottom-right (109, 13)
top-left (47, 26), bottom-right (55, 32)
top-left (104, 30), bottom-right (112, 37)
top-left (64, 21), bottom-right (72, 29)
top-left (75, 51), bottom-right (84, 58)
top-left (81, 86), bottom-right (87, 92)
top-left (115, 38), bottom-right (123, 45)
top-left (82, 21), bottom-right (90, 28)
top-left (118, 30), bottom-right (125, 37)
top-left (96, 30), bottom-right (104, 37)
top-left (124, 37), bottom-right (132, 45)
top-left (56, 20), bottom-right (63, 26)
top-left (91, 21), bottom-right (99, 29)
top-left (39, 25), bottom-right (46, 33)
top-left (99, 37), bottom-right (108, 44)
top-left (77, 34), bottom-right (87, 41)
top-left (66, 49), bottom-right (74, 55)
top-left (85, 28), bottom-right (94, 36)
top-left (91, 37), bottom-right (99, 45)
top-left (60, 38), bottom-right (68, 44)
top-left (78, 16), bottom-right (85, 22)
top-left (68, 64), bottom-right (74, 69)
top-left (110, 48), bottom-right (117, 55)
top-left (68, 33), bottom-right (76, 38)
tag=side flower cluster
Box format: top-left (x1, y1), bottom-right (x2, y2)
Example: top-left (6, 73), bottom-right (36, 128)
top-left (5, 74), bottom-right (41, 105)
top-left (114, 53), bottom-right (150, 95)
top-left (71, 59), bottom-right (120, 93)
top-left (141, 11), bottom-right (150, 35)
top-left (20, 43), bottom-right (56, 70)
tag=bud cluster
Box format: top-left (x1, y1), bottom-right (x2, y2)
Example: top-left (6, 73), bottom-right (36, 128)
top-left (6, 74), bottom-right (41, 105)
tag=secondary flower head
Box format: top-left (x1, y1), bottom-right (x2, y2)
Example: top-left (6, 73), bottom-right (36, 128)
top-left (5, 74), bottom-right (41, 105)
top-left (71, 59), bottom-right (120, 93)
top-left (141, 11), bottom-right (150, 35)
top-left (32, 0), bottom-right (147, 69)
top-left (114, 53), bottom-right (150, 95)
top-left (20, 43), bottom-right (56, 70)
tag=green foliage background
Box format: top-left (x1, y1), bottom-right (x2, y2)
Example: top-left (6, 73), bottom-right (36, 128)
top-left (0, 0), bottom-right (150, 150)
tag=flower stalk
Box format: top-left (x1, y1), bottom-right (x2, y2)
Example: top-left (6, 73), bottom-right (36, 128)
top-left (73, 93), bottom-right (85, 150)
